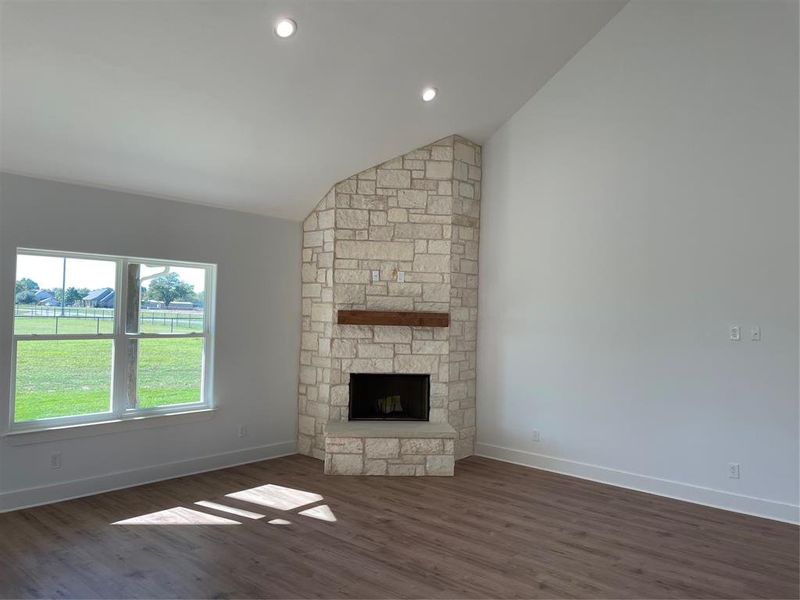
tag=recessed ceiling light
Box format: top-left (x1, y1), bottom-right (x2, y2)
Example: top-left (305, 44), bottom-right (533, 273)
top-left (421, 87), bottom-right (438, 102)
top-left (275, 18), bottom-right (297, 38)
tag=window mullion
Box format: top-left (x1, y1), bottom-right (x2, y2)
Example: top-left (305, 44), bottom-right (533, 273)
top-left (12, 334), bottom-right (115, 342)
top-left (111, 258), bottom-right (129, 418)
top-left (9, 338), bottom-right (19, 427)
top-left (203, 266), bottom-right (215, 409)
top-left (127, 332), bottom-right (205, 339)
top-left (124, 261), bottom-right (141, 412)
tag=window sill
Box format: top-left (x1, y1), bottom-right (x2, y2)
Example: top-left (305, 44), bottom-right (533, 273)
top-left (3, 408), bottom-right (217, 446)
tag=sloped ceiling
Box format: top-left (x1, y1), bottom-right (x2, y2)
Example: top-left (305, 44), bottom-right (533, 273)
top-left (0, 0), bottom-right (625, 220)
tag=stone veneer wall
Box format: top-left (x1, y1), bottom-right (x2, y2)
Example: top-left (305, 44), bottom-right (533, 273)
top-left (298, 135), bottom-right (481, 461)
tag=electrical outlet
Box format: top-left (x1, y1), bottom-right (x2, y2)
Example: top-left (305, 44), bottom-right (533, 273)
top-left (371, 270), bottom-right (380, 283)
top-left (238, 425), bottom-right (247, 438)
top-left (728, 462), bottom-right (741, 479)
top-left (397, 271), bottom-right (405, 283)
top-left (729, 325), bottom-right (741, 341)
top-left (531, 430), bottom-right (541, 442)
top-left (50, 452), bottom-right (62, 470)
top-left (751, 326), bottom-right (761, 341)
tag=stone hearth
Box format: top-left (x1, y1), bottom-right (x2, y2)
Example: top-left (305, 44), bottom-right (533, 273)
top-left (324, 421), bottom-right (456, 476)
top-left (298, 135), bottom-right (481, 472)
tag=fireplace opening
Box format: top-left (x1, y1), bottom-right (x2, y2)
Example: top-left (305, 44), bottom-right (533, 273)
top-left (349, 374), bottom-right (430, 421)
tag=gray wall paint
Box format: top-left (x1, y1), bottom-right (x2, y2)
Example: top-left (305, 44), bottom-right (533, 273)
top-left (0, 173), bottom-right (300, 506)
top-left (478, 0), bottom-right (799, 521)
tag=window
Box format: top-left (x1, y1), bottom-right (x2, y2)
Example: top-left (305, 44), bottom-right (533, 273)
top-left (11, 249), bottom-right (216, 430)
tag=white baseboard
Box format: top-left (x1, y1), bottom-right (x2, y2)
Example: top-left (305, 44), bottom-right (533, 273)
top-left (0, 440), bottom-right (297, 513)
top-left (475, 442), bottom-right (799, 525)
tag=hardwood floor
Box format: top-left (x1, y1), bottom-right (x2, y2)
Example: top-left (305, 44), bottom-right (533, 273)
top-left (0, 454), bottom-right (797, 599)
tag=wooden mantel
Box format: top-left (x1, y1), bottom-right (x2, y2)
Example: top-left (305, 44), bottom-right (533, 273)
top-left (337, 310), bottom-right (449, 328)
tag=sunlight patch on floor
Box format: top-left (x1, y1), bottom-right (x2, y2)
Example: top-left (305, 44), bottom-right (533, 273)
top-left (113, 484), bottom-right (337, 526)
top-left (298, 504), bottom-right (337, 522)
top-left (225, 484), bottom-right (323, 511)
top-left (113, 506), bottom-right (240, 525)
top-left (194, 501), bottom-right (265, 519)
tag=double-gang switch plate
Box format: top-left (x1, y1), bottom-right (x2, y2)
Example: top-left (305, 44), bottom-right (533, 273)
top-left (371, 270), bottom-right (405, 283)
top-left (729, 325), bottom-right (760, 341)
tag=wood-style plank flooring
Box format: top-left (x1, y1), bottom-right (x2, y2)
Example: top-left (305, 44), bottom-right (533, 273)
top-left (0, 455), bottom-right (797, 599)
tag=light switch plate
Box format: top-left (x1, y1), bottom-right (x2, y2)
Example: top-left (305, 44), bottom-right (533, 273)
top-left (729, 325), bottom-right (741, 341)
top-left (371, 270), bottom-right (380, 283)
top-left (397, 271), bottom-right (405, 283)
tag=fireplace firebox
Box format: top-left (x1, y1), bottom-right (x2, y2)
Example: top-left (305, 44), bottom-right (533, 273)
top-left (349, 374), bottom-right (430, 421)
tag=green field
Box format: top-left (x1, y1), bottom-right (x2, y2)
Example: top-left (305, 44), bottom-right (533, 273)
top-left (14, 314), bottom-right (203, 423)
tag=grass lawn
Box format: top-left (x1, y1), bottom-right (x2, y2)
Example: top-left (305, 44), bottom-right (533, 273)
top-left (137, 338), bottom-right (203, 409)
top-left (14, 315), bottom-right (203, 423)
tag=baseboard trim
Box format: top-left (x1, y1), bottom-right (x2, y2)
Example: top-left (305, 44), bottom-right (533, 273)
top-left (475, 442), bottom-right (799, 525)
top-left (0, 440), bottom-right (297, 513)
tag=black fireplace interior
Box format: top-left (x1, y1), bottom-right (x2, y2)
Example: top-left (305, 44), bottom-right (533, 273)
top-left (349, 374), bottom-right (430, 421)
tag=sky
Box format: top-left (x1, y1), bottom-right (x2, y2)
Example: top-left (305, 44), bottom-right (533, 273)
top-left (15, 254), bottom-right (206, 292)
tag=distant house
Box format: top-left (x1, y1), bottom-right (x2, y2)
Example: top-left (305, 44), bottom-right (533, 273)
top-left (33, 290), bottom-right (54, 302)
top-left (40, 297), bottom-right (61, 307)
top-left (167, 301), bottom-right (194, 311)
top-left (142, 299), bottom-right (164, 309)
top-left (82, 288), bottom-right (115, 308)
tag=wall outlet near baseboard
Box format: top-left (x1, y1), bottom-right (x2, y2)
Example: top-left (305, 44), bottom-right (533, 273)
top-left (728, 462), bottom-right (741, 479)
top-left (531, 430), bottom-right (541, 442)
top-left (50, 452), bottom-right (62, 470)
top-left (238, 425), bottom-right (247, 438)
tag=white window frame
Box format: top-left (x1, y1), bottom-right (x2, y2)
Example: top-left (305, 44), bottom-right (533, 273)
top-left (9, 248), bottom-right (216, 432)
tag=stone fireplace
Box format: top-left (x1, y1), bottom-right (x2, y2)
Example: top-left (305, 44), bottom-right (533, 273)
top-left (298, 135), bottom-right (481, 475)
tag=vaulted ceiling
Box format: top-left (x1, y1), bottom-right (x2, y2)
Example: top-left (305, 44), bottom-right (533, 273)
top-left (0, 1), bottom-right (625, 219)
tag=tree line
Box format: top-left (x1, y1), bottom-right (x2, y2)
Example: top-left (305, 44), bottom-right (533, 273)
top-left (14, 273), bottom-right (203, 308)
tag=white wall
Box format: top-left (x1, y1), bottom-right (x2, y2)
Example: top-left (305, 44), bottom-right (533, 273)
top-left (478, 0), bottom-right (799, 522)
top-left (0, 174), bottom-right (300, 510)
